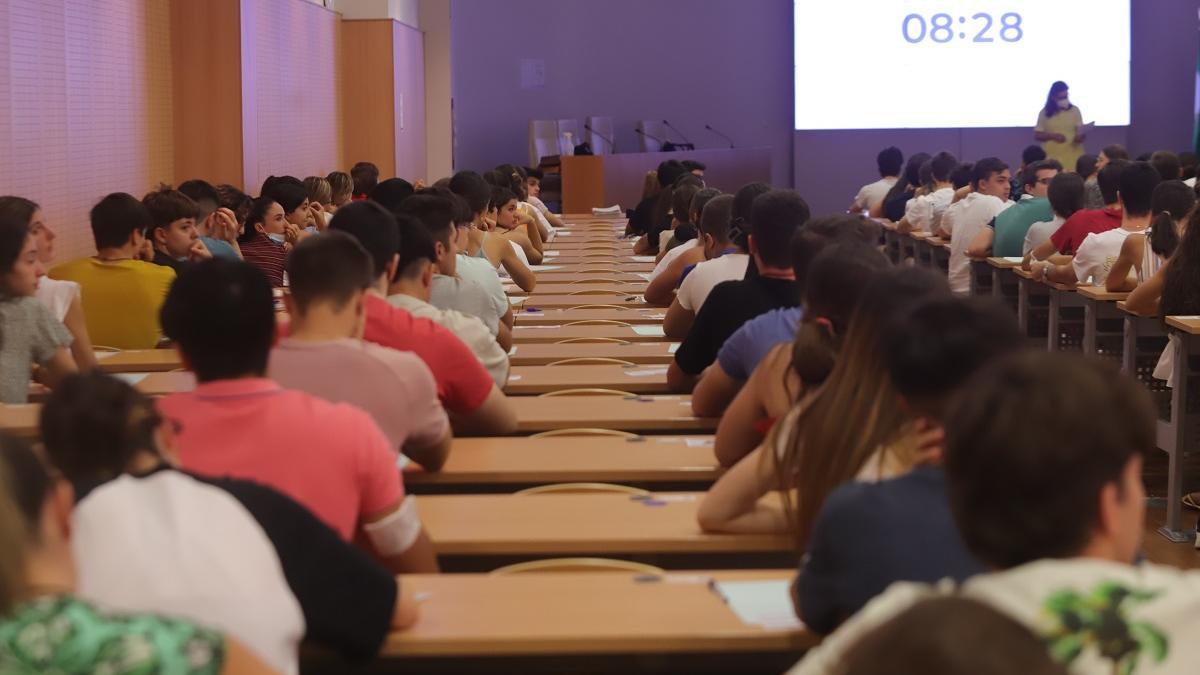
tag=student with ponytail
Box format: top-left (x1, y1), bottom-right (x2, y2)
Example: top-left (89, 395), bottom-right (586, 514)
top-left (0, 433), bottom-right (278, 674)
top-left (1106, 180), bottom-right (1196, 292)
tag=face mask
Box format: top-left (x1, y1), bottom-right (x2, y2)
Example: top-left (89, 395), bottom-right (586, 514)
top-left (267, 233), bottom-right (286, 245)
top-left (1057, 98), bottom-right (1071, 111)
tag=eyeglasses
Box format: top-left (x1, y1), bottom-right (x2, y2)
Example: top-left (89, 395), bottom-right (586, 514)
top-left (1036, 177), bottom-right (1054, 185)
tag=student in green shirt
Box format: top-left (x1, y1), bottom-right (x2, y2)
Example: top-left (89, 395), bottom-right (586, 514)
top-left (968, 160), bottom-right (1061, 258)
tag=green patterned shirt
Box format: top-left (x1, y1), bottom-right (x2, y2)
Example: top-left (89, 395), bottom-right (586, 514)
top-left (0, 595), bottom-right (224, 674)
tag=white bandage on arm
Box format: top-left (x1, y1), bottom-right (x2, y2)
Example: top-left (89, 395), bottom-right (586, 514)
top-left (363, 496), bottom-right (422, 556)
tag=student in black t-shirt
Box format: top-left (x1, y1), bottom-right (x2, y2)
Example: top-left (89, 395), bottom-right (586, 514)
top-left (627, 160), bottom-right (688, 238)
top-left (667, 190), bottom-right (810, 392)
top-left (38, 373), bottom-right (416, 673)
top-left (143, 186), bottom-right (213, 272)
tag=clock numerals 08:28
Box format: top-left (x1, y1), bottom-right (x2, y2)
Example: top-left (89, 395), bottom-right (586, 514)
top-left (902, 13), bottom-right (1023, 44)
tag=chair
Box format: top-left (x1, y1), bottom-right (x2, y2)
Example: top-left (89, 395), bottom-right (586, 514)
top-left (516, 482), bottom-right (650, 496)
top-left (555, 338), bottom-right (632, 345)
top-left (530, 428), bottom-right (639, 439)
top-left (564, 320), bottom-right (633, 327)
top-left (538, 388), bottom-right (636, 397)
top-left (557, 118), bottom-right (582, 156)
top-left (547, 358), bottom-right (636, 366)
top-left (636, 120), bottom-right (667, 153)
top-left (585, 116), bottom-right (615, 155)
top-left (490, 558), bottom-right (663, 575)
top-left (529, 120), bottom-right (560, 166)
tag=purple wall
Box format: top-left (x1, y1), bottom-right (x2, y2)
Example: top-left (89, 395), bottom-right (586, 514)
top-left (449, 0), bottom-right (795, 189)
top-left (451, 0), bottom-right (1198, 216)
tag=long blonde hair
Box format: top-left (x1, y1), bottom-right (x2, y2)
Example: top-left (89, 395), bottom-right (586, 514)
top-left (770, 268), bottom-right (950, 549)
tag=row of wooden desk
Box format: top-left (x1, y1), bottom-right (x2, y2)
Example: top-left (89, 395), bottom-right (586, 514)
top-left (6, 215), bottom-right (809, 671)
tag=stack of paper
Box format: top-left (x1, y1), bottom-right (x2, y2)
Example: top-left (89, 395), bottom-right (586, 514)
top-left (591, 205), bottom-right (624, 219)
top-left (711, 580), bottom-right (805, 630)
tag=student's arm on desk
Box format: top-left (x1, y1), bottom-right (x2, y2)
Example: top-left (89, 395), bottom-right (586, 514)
top-left (496, 321), bottom-right (513, 351)
top-left (666, 359), bottom-right (699, 394)
top-left (499, 245), bottom-right (536, 292)
top-left (500, 303), bottom-right (514, 329)
top-left (34, 348), bottom-right (77, 389)
top-left (691, 363), bottom-right (742, 418)
top-left (403, 428), bottom-right (452, 473)
top-left (966, 226), bottom-right (994, 258)
top-left (1126, 262), bottom-right (1167, 316)
top-left (364, 499), bottom-right (440, 574)
top-left (449, 384), bottom-right (519, 436)
top-left (62, 296), bottom-right (98, 372)
top-left (712, 346), bottom-right (784, 468)
top-left (1043, 260), bottom-right (1079, 286)
top-left (663, 297), bottom-right (695, 339)
top-left (644, 261), bottom-right (682, 307)
top-left (1105, 235), bottom-right (1142, 292)
top-left (697, 445), bottom-right (787, 534)
top-left (222, 637), bottom-right (281, 675)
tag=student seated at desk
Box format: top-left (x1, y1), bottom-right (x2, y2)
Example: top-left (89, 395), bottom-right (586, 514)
top-left (896, 152), bottom-right (957, 235)
top-left (0, 434), bottom-right (279, 675)
top-left (329, 201), bottom-right (518, 436)
top-left (38, 375), bottom-right (415, 674)
top-left (967, 160), bottom-right (1060, 258)
top-left (262, 176), bottom-right (320, 237)
top-left (494, 164), bottom-right (553, 242)
top-left (0, 210), bottom-right (75, 403)
top-left (351, 161), bottom-right (380, 201)
top-left (944, 158), bottom-right (1014, 294)
top-left (449, 171), bottom-right (536, 292)
top-left (1084, 145), bottom-right (1129, 209)
top-left (850, 146), bottom-right (902, 215)
top-left (704, 238), bottom-right (890, 464)
top-left (663, 182), bottom-right (768, 338)
top-left (142, 186), bottom-right (213, 272)
top-left (157, 259), bottom-right (439, 574)
top-left (431, 187), bottom-right (515, 331)
top-left (237, 197), bottom-right (295, 288)
top-left (0, 196), bottom-right (96, 372)
top-left (397, 193), bottom-right (510, 347)
top-left (697, 267), bottom-right (949, 535)
top-left (178, 179), bottom-right (243, 260)
top-left (795, 297), bottom-right (1019, 635)
top-left (645, 192), bottom-right (730, 307)
top-left (523, 167), bottom-right (565, 230)
top-left (1106, 180), bottom-right (1194, 292)
top-left (1033, 162), bottom-right (1160, 287)
top-left (368, 177), bottom-right (415, 213)
top-left (627, 160), bottom-right (686, 238)
top-left (387, 215), bottom-right (510, 387)
top-left (1022, 172), bottom-right (1086, 256)
top-left (326, 170), bottom-right (354, 212)
top-left (486, 184), bottom-right (544, 265)
top-left (791, 353), bottom-right (1200, 675)
top-left (1025, 159), bottom-right (1128, 271)
top-left (303, 175), bottom-right (334, 230)
top-left (50, 193), bottom-right (175, 350)
top-left (873, 153), bottom-right (929, 222)
top-left (658, 187), bottom-right (719, 260)
top-left (269, 232), bottom-right (452, 469)
top-left (651, 180), bottom-right (701, 261)
top-left (667, 190), bottom-right (809, 392)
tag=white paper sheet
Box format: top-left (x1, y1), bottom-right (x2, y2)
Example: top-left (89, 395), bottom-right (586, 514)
top-left (631, 255), bottom-right (657, 263)
top-left (510, 297), bottom-right (527, 306)
top-left (631, 325), bottom-right (665, 337)
top-left (93, 351), bottom-right (118, 361)
top-left (623, 368), bottom-right (668, 377)
top-left (668, 343), bottom-right (680, 354)
top-left (1003, 257), bottom-right (1023, 263)
top-left (711, 580), bottom-right (805, 630)
top-left (544, 251), bottom-right (561, 257)
top-left (113, 373), bottom-right (149, 386)
top-left (508, 346), bottom-right (518, 356)
top-left (684, 438), bottom-right (715, 448)
top-left (528, 265), bottom-right (563, 272)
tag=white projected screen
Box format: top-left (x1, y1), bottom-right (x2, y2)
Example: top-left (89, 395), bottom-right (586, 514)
top-left (794, 1), bottom-right (1130, 130)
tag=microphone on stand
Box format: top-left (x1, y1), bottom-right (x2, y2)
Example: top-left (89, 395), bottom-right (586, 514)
top-left (635, 127), bottom-right (668, 151)
top-left (661, 119), bottom-right (696, 151)
top-left (704, 124), bottom-right (736, 149)
top-left (584, 123), bottom-right (616, 153)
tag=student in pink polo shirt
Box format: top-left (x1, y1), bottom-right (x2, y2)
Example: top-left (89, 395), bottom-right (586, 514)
top-left (268, 231), bottom-right (452, 470)
top-left (157, 258), bottom-right (438, 573)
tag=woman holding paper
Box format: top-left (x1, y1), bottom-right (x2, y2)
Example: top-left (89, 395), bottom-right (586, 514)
top-left (1035, 81), bottom-right (1087, 169)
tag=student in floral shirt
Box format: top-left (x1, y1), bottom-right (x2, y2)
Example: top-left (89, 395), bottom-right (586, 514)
top-left (0, 434), bottom-right (274, 675)
top-left (791, 353), bottom-right (1200, 675)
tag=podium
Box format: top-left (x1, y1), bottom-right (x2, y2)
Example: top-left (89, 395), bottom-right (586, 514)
top-left (560, 147), bottom-right (772, 214)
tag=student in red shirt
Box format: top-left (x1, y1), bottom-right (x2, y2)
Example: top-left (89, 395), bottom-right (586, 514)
top-left (1025, 159), bottom-right (1128, 269)
top-left (328, 201), bottom-right (518, 436)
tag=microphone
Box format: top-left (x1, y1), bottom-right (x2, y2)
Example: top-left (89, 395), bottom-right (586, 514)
top-left (661, 119), bottom-right (695, 151)
top-left (705, 124), bottom-right (735, 149)
top-left (584, 123), bottom-right (616, 153)
top-left (635, 127), bottom-right (667, 147)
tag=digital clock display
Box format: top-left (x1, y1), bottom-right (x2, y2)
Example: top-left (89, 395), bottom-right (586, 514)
top-left (793, 1), bottom-right (1130, 130)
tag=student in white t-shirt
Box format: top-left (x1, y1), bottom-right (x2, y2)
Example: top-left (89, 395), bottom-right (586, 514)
top-left (644, 188), bottom-right (723, 306)
top-left (663, 183), bottom-right (769, 338)
top-left (790, 352), bottom-right (1200, 675)
top-left (945, 158), bottom-right (1014, 294)
top-left (849, 147), bottom-right (903, 214)
top-left (897, 152), bottom-right (958, 234)
top-left (523, 167), bottom-right (566, 230)
top-left (1038, 162), bottom-right (1160, 287)
top-left (1105, 180), bottom-right (1194, 292)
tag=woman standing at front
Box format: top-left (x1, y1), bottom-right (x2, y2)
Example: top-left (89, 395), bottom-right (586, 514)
top-left (1035, 81), bottom-right (1086, 169)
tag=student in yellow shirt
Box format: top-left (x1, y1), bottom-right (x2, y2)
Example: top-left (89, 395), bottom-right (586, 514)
top-left (49, 194), bottom-right (175, 350)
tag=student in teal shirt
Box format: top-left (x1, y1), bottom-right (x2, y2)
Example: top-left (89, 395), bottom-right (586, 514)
top-left (969, 160), bottom-right (1060, 258)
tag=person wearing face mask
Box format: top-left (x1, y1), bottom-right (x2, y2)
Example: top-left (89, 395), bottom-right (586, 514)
top-left (1034, 81), bottom-right (1086, 170)
top-left (238, 197), bottom-right (294, 287)
top-left (142, 186), bottom-right (213, 273)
